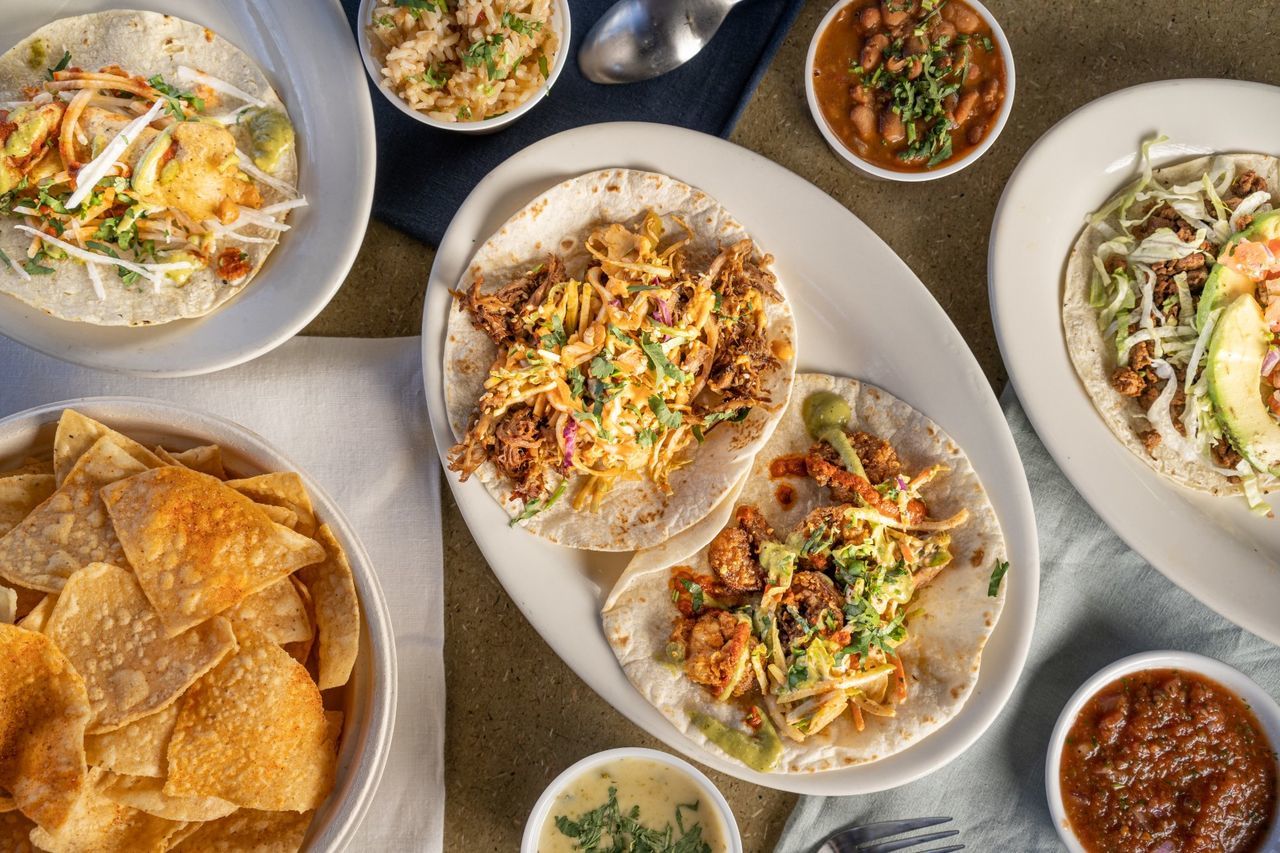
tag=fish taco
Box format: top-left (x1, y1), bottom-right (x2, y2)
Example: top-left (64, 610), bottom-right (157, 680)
top-left (0, 10), bottom-right (302, 326)
top-left (444, 168), bottom-right (797, 551)
top-left (1064, 142), bottom-right (1280, 508)
top-left (602, 373), bottom-right (1008, 773)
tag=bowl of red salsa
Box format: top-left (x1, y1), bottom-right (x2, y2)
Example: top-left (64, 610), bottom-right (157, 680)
top-left (1047, 651), bottom-right (1280, 853)
top-left (805, 0), bottom-right (1014, 181)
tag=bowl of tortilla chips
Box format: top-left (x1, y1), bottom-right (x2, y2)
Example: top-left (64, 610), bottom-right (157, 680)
top-left (0, 399), bottom-right (396, 852)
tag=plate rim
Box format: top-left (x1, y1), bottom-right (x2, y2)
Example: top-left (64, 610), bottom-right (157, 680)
top-left (424, 120), bottom-right (1040, 794)
top-left (989, 77), bottom-right (1280, 646)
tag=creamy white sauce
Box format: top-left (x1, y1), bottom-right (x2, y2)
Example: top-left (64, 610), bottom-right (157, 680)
top-left (538, 757), bottom-right (729, 852)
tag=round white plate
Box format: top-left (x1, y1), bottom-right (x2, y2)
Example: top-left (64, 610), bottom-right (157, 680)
top-left (423, 123), bottom-right (1038, 793)
top-left (990, 79), bottom-right (1280, 646)
top-left (0, 397), bottom-right (397, 852)
top-left (0, 0), bottom-right (375, 376)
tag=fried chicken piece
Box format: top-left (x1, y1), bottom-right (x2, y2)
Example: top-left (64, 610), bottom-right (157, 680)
top-left (777, 571), bottom-right (844, 648)
top-left (680, 610), bottom-right (755, 699)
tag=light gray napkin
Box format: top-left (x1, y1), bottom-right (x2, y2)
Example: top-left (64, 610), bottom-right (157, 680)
top-left (0, 336), bottom-right (445, 853)
top-left (776, 391), bottom-right (1280, 852)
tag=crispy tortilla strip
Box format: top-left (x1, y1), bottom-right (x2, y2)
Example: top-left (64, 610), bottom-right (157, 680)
top-left (226, 473), bottom-right (316, 538)
top-left (53, 410), bottom-right (162, 486)
top-left (0, 623), bottom-right (91, 831)
top-left (169, 808), bottom-right (312, 853)
top-left (0, 437), bottom-right (152, 592)
top-left (164, 629), bottom-right (335, 811)
top-left (0, 810), bottom-right (37, 851)
top-left (30, 768), bottom-right (181, 853)
top-left (46, 563), bottom-right (236, 733)
top-left (100, 772), bottom-right (236, 822)
top-left (101, 467), bottom-right (325, 636)
top-left (154, 444), bottom-right (226, 480)
top-left (85, 704), bottom-right (179, 779)
top-left (17, 594), bottom-right (55, 632)
top-left (298, 525), bottom-right (360, 690)
top-left (0, 474), bottom-right (55, 536)
top-left (0, 587), bottom-right (13, 624)
top-left (226, 578), bottom-right (311, 645)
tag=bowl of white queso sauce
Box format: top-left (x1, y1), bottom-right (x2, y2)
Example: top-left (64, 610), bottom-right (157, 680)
top-left (522, 748), bottom-right (743, 853)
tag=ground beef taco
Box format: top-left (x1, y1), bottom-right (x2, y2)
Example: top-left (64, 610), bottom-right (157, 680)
top-left (1064, 142), bottom-right (1280, 508)
top-left (0, 10), bottom-right (301, 326)
top-left (444, 168), bottom-right (797, 552)
top-left (602, 373), bottom-right (1008, 773)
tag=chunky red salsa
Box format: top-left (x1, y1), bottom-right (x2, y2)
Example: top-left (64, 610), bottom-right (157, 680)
top-left (1060, 669), bottom-right (1277, 853)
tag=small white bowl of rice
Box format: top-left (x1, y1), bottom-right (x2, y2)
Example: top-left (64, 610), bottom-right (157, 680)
top-left (358, 0), bottom-right (569, 134)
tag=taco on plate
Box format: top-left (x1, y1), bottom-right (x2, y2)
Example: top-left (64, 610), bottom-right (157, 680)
top-left (602, 373), bottom-right (1008, 772)
top-left (0, 10), bottom-right (302, 326)
top-left (444, 168), bottom-right (796, 551)
top-left (1064, 140), bottom-right (1280, 510)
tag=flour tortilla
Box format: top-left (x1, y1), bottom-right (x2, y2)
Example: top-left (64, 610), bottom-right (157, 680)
top-left (602, 373), bottom-right (1007, 773)
top-left (1063, 153), bottom-right (1280, 494)
top-left (444, 168), bottom-right (797, 552)
top-left (0, 10), bottom-right (299, 326)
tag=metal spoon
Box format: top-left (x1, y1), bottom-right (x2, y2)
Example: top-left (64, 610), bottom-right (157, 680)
top-left (578, 0), bottom-right (745, 84)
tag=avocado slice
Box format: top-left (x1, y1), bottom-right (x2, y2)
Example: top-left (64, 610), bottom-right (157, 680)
top-left (1197, 209), bottom-right (1280, 328)
top-left (130, 127), bottom-right (174, 198)
top-left (1206, 294), bottom-right (1280, 474)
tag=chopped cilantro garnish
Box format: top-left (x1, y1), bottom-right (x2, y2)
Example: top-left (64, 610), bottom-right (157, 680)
top-left (395, 0), bottom-right (448, 14)
top-left (589, 354), bottom-right (617, 380)
top-left (608, 323), bottom-right (635, 345)
top-left (641, 333), bottom-right (690, 382)
top-left (45, 50), bottom-right (71, 81)
top-left (148, 75), bottom-right (204, 119)
top-left (988, 559), bottom-right (1009, 597)
top-left (538, 53), bottom-right (550, 79)
top-left (22, 256), bottom-right (54, 275)
top-left (462, 33), bottom-right (507, 79)
top-left (417, 64), bottom-right (450, 89)
top-left (648, 396), bottom-right (683, 430)
top-left (785, 656), bottom-right (809, 690)
top-left (566, 366), bottom-right (585, 398)
top-left (541, 314), bottom-right (566, 348)
top-left (501, 11), bottom-right (542, 35)
top-left (637, 428), bottom-right (657, 448)
top-left (552, 785), bottom-right (711, 853)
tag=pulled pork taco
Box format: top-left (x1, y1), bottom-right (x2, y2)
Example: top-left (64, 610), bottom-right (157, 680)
top-left (1064, 140), bottom-right (1280, 510)
top-left (602, 373), bottom-right (1007, 773)
top-left (0, 11), bottom-right (302, 326)
top-left (445, 169), bottom-right (796, 551)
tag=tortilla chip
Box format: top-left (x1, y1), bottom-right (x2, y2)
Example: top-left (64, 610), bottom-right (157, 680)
top-left (0, 810), bottom-right (37, 852)
top-left (52, 410), bottom-right (162, 486)
top-left (85, 704), bottom-right (178, 779)
top-left (0, 623), bottom-right (91, 831)
top-left (155, 444), bottom-right (226, 480)
top-left (0, 437), bottom-right (152, 592)
top-left (46, 563), bottom-right (236, 732)
top-left (0, 587), bottom-right (13, 624)
top-left (0, 474), bottom-right (55, 537)
top-left (1, 457), bottom-right (51, 478)
top-left (99, 772), bottom-right (236, 822)
top-left (257, 502), bottom-right (299, 529)
top-left (226, 578), bottom-right (311, 645)
top-left (30, 768), bottom-right (181, 853)
top-left (17, 594), bottom-right (55, 632)
top-left (226, 473), bottom-right (317, 538)
top-left (298, 525), bottom-right (360, 690)
top-left (101, 467), bottom-right (325, 636)
top-left (0, 790), bottom-right (14, 812)
top-left (168, 808), bottom-right (311, 853)
top-left (164, 629), bottom-right (335, 811)
top-left (283, 577), bottom-right (315, 667)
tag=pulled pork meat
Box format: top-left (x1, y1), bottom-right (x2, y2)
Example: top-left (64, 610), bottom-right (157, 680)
top-left (453, 255), bottom-right (566, 347)
top-left (706, 239), bottom-right (784, 409)
top-left (447, 404), bottom-right (556, 502)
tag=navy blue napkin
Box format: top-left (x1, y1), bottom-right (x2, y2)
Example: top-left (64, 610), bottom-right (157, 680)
top-left (340, 0), bottom-right (804, 246)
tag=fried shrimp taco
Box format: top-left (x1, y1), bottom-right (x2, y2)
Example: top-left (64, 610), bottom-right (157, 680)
top-left (0, 11), bottom-right (302, 326)
top-left (444, 169), bottom-right (796, 552)
top-left (602, 373), bottom-right (1008, 773)
top-left (1064, 140), bottom-right (1280, 509)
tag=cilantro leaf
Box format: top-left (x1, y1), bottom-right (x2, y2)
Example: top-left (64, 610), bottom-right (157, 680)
top-left (988, 559), bottom-right (1009, 597)
top-left (648, 396), bottom-right (683, 430)
top-left (500, 11), bottom-right (542, 35)
top-left (588, 354), bottom-right (616, 380)
top-left (641, 333), bottom-right (690, 382)
top-left (45, 50), bottom-right (71, 81)
top-left (462, 33), bottom-right (506, 79)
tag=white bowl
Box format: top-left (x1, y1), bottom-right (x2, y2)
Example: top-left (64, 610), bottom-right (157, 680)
top-left (356, 0), bottom-right (570, 134)
top-left (521, 747), bottom-right (743, 853)
top-left (0, 397), bottom-right (398, 852)
top-left (804, 0), bottom-right (1015, 181)
top-left (1045, 650), bottom-right (1280, 853)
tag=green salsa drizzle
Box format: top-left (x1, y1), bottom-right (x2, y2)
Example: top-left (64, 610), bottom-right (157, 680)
top-left (690, 708), bottom-right (783, 772)
top-left (801, 390), bottom-right (867, 479)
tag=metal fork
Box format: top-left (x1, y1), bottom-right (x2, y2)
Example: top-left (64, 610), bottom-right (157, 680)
top-left (815, 816), bottom-right (964, 853)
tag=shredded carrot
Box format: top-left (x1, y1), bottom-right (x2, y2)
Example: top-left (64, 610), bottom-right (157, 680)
top-left (849, 701), bottom-right (865, 732)
top-left (890, 654), bottom-right (908, 702)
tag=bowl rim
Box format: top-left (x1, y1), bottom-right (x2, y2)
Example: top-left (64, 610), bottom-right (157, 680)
top-left (520, 747), bottom-right (744, 853)
top-left (355, 0), bottom-right (571, 133)
top-left (0, 396), bottom-right (399, 853)
top-left (1044, 650), bottom-right (1280, 853)
top-left (803, 0), bottom-right (1016, 182)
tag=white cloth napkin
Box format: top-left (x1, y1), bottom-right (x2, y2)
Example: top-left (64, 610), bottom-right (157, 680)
top-left (0, 335), bottom-right (444, 853)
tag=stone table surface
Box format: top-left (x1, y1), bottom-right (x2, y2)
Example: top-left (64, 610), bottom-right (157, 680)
top-left (302, 0), bottom-right (1279, 848)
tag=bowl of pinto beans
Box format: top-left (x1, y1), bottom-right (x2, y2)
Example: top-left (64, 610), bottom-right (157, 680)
top-left (805, 0), bottom-right (1014, 181)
